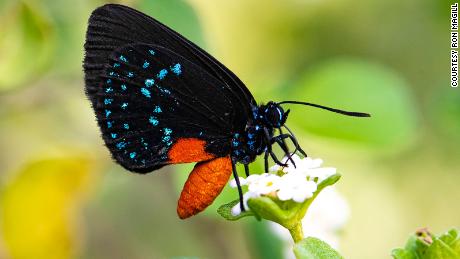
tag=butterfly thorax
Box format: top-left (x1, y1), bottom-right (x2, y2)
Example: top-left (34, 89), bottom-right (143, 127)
top-left (230, 102), bottom-right (288, 164)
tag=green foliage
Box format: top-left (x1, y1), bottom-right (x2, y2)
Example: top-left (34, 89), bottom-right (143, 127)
top-left (0, 0), bottom-right (55, 91)
top-left (294, 237), bottom-right (343, 259)
top-left (392, 228), bottom-right (460, 259)
top-left (285, 59), bottom-right (418, 148)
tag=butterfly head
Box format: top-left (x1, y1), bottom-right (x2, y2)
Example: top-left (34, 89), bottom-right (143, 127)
top-left (260, 101), bottom-right (290, 129)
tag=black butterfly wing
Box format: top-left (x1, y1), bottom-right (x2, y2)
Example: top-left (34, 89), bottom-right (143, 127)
top-left (89, 43), bottom-right (240, 173)
top-left (84, 4), bottom-right (256, 129)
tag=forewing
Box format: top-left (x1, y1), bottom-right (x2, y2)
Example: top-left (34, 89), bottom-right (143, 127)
top-left (90, 44), bottom-right (234, 173)
top-left (84, 4), bottom-right (255, 129)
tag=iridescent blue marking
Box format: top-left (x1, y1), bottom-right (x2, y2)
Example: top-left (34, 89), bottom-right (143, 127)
top-left (199, 131), bottom-right (203, 136)
top-left (121, 84), bottom-right (127, 91)
top-left (145, 79), bottom-right (155, 87)
top-left (157, 69), bottom-right (168, 80)
top-left (255, 125), bottom-right (260, 130)
top-left (162, 136), bottom-right (171, 142)
top-left (107, 121), bottom-right (113, 128)
top-left (141, 88), bottom-right (151, 98)
top-left (129, 152), bottom-right (136, 159)
top-left (116, 142), bottom-right (127, 150)
top-left (164, 128), bottom-right (172, 135)
top-left (111, 133), bottom-right (117, 139)
top-left (105, 87), bottom-right (113, 93)
top-left (232, 140), bottom-right (239, 147)
top-left (105, 109), bottom-right (111, 117)
top-left (149, 49), bottom-right (155, 55)
top-left (104, 98), bottom-right (113, 105)
top-left (119, 55), bottom-right (127, 62)
top-left (107, 79), bottom-right (112, 84)
top-left (127, 72), bottom-right (134, 78)
top-left (113, 63), bottom-right (120, 68)
top-left (141, 159), bottom-right (146, 165)
top-left (123, 123), bottom-right (129, 129)
top-left (248, 133), bottom-right (254, 139)
top-left (153, 106), bottom-right (162, 113)
top-left (121, 103), bottom-right (128, 109)
top-left (143, 61), bottom-right (150, 69)
top-left (149, 116), bottom-right (159, 126)
top-left (171, 63), bottom-right (182, 75)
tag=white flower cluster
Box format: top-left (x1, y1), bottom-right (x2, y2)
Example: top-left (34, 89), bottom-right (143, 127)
top-left (229, 155), bottom-right (336, 216)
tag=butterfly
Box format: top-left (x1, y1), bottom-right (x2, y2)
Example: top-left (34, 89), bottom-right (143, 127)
top-left (83, 4), bottom-right (370, 219)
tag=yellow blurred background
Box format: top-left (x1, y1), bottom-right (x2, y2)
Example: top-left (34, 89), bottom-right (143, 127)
top-left (0, 0), bottom-right (457, 258)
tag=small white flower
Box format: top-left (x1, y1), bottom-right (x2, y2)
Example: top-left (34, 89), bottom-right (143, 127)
top-left (229, 155), bottom-right (336, 215)
top-left (247, 173), bottom-right (280, 195)
top-left (277, 173), bottom-right (317, 202)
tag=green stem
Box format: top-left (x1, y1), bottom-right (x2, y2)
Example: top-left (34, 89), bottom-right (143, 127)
top-left (289, 222), bottom-right (304, 243)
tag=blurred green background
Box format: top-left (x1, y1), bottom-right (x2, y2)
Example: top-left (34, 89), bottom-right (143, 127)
top-left (0, 0), bottom-right (457, 258)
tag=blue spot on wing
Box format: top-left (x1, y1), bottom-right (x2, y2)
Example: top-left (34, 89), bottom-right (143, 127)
top-left (121, 84), bottom-right (127, 91)
top-left (140, 88), bottom-right (151, 98)
top-left (171, 63), bottom-right (182, 75)
top-left (105, 110), bottom-right (111, 117)
top-left (149, 116), bottom-right (159, 126)
top-left (143, 61), bottom-right (150, 69)
top-left (123, 123), bottom-right (129, 129)
top-left (116, 142), bottom-right (127, 150)
top-left (104, 98), bottom-right (113, 105)
top-left (129, 152), bottom-right (136, 159)
top-left (119, 55), bottom-right (128, 63)
top-left (153, 106), bottom-right (162, 113)
top-left (157, 69), bottom-right (168, 80)
top-left (149, 49), bottom-right (155, 55)
top-left (145, 79), bottom-right (155, 87)
top-left (121, 103), bottom-right (128, 109)
top-left (164, 128), bottom-right (172, 135)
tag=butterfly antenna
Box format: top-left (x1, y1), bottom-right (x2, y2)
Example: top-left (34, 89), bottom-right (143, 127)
top-left (278, 101), bottom-right (371, 117)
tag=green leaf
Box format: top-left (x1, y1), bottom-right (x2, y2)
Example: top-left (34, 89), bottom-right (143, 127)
top-left (217, 199), bottom-right (255, 221)
top-left (391, 248), bottom-right (417, 259)
top-left (392, 228), bottom-right (460, 259)
top-left (425, 237), bottom-right (459, 259)
top-left (438, 229), bottom-right (460, 253)
top-left (293, 237), bottom-right (343, 259)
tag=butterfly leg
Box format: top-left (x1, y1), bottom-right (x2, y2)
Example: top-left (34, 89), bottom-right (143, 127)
top-left (263, 128), bottom-right (288, 167)
top-left (274, 130), bottom-right (296, 168)
top-left (231, 159), bottom-right (245, 212)
top-left (244, 164), bottom-right (250, 177)
top-left (272, 135), bottom-right (296, 168)
top-left (264, 149), bottom-right (270, 173)
top-left (283, 125), bottom-right (307, 157)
